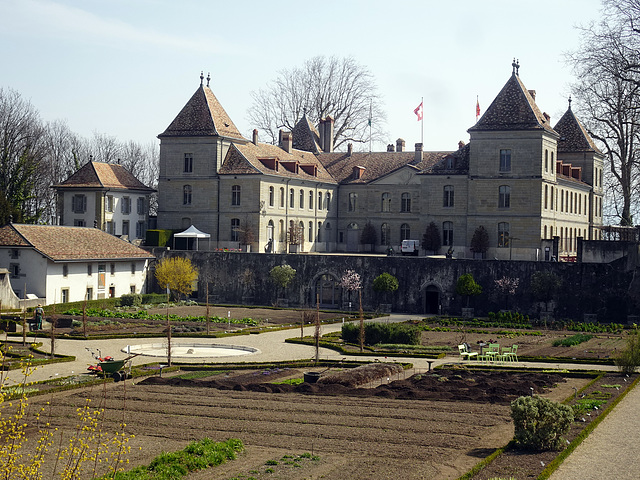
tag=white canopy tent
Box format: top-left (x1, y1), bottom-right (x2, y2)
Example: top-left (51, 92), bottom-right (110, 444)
top-left (173, 225), bottom-right (211, 251)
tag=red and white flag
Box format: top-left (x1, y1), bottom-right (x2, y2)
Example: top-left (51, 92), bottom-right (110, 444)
top-left (476, 96), bottom-right (481, 120)
top-left (414, 101), bottom-right (423, 121)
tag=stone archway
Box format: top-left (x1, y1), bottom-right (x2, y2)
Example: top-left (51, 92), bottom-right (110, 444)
top-left (313, 273), bottom-right (341, 308)
top-left (424, 284), bottom-right (441, 314)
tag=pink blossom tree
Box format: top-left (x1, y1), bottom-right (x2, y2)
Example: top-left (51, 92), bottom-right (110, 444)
top-left (340, 270), bottom-right (365, 352)
top-left (495, 276), bottom-right (519, 310)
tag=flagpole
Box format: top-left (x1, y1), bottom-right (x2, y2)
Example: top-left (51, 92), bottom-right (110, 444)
top-left (369, 100), bottom-right (372, 153)
top-left (421, 96), bottom-right (424, 145)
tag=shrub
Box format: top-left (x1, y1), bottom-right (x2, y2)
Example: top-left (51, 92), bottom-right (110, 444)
top-left (470, 225), bottom-right (489, 254)
top-left (372, 273), bottom-right (399, 295)
top-left (511, 395), bottom-right (573, 451)
top-left (341, 322), bottom-right (420, 346)
top-left (456, 273), bottom-right (482, 307)
top-left (119, 293), bottom-right (142, 307)
top-left (615, 330), bottom-right (640, 375)
top-left (552, 334), bottom-right (594, 347)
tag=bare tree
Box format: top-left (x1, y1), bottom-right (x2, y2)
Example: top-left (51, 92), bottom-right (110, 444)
top-left (247, 56), bottom-right (386, 151)
top-left (0, 88), bottom-right (48, 224)
top-left (568, 2), bottom-right (640, 225)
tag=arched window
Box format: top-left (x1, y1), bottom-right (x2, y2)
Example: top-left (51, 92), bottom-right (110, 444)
top-left (308, 221), bottom-right (313, 241)
top-left (279, 187), bottom-right (285, 207)
top-left (290, 188), bottom-right (295, 208)
top-left (498, 222), bottom-right (510, 247)
top-left (317, 221), bottom-right (322, 241)
top-left (318, 192), bottom-right (323, 210)
top-left (498, 185), bottom-right (510, 208)
top-left (544, 225), bottom-right (547, 239)
top-left (231, 185), bottom-right (241, 206)
top-left (544, 185), bottom-right (548, 209)
top-left (400, 223), bottom-right (410, 241)
top-left (230, 218), bottom-right (240, 242)
top-left (267, 220), bottom-right (274, 241)
top-left (443, 185), bottom-right (454, 207)
top-left (381, 192), bottom-right (391, 212)
top-left (269, 186), bottom-right (274, 207)
top-left (183, 185), bottom-right (192, 205)
top-left (401, 192), bottom-right (411, 212)
top-left (381, 223), bottom-right (390, 245)
top-left (299, 189), bottom-right (304, 208)
top-left (299, 221), bottom-right (305, 244)
top-left (545, 150), bottom-right (548, 172)
top-left (279, 220), bottom-right (284, 242)
top-left (443, 221), bottom-right (453, 246)
top-left (309, 190), bottom-right (314, 209)
top-left (326, 192), bottom-right (331, 211)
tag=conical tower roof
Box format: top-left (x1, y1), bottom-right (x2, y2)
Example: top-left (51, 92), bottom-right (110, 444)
top-left (554, 102), bottom-right (601, 154)
top-left (469, 63), bottom-right (557, 135)
top-left (159, 76), bottom-right (245, 140)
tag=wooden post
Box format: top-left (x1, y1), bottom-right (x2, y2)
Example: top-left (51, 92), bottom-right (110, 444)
top-left (82, 295), bottom-right (88, 338)
top-left (359, 288), bottom-right (364, 353)
top-left (166, 287), bottom-right (171, 366)
top-left (205, 282), bottom-right (210, 336)
top-left (22, 286), bottom-right (26, 346)
top-left (50, 303), bottom-right (56, 358)
top-left (315, 294), bottom-right (320, 364)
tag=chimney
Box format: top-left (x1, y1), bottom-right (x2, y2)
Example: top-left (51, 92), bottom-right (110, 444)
top-left (281, 131), bottom-right (292, 153)
top-left (318, 118), bottom-right (325, 151)
top-left (323, 115), bottom-right (334, 152)
top-left (387, 144), bottom-right (395, 152)
top-left (414, 143), bottom-right (423, 162)
top-left (252, 129), bottom-right (258, 145)
top-left (528, 90), bottom-right (536, 100)
top-left (347, 143), bottom-right (353, 156)
top-left (396, 138), bottom-right (405, 152)
top-left (458, 140), bottom-right (465, 150)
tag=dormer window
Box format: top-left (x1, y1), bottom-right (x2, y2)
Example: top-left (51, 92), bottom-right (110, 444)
top-left (353, 166), bottom-right (365, 179)
top-left (259, 158), bottom-right (279, 171)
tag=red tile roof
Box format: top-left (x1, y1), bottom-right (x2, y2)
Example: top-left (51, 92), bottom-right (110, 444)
top-left (0, 224), bottom-right (154, 261)
top-left (53, 162), bottom-right (154, 191)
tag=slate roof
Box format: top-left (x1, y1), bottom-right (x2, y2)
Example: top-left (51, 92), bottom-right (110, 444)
top-left (317, 150), bottom-right (450, 184)
top-left (423, 143), bottom-right (470, 174)
top-left (554, 107), bottom-right (601, 154)
top-left (159, 84), bottom-right (245, 140)
top-left (469, 72), bottom-right (557, 135)
top-left (292, 114), bottom-right (322, 153)
top-left (53, 162), bottom-right (155, 192)
top-left (219, 142), bottom-right (336, 183)
top-left (0, 224), bottom-right (154, 261)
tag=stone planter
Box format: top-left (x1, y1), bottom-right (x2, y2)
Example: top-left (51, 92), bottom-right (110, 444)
top-left (461, 308), bottom-right (475, 318)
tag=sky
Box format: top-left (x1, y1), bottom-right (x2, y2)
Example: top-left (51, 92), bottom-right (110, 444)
top-left (1, 0), bottom-right (605, 153)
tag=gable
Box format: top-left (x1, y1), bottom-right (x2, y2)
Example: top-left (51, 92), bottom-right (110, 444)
top-left (370, 165), bottom-right (421, 185)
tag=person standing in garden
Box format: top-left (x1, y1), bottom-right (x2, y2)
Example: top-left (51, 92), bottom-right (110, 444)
top-left (33, 304), bottom-right (43, 330)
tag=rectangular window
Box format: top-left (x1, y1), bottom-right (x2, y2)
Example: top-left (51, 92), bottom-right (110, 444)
top-left (443, 186), bottom-right (454, 207)
top-left (401, 193), bottom-right (411, 212)
top-left (184, 153), bottom-right (193, 173)
top-left (232, 185), bottom-right (241, 206)
top-left (62, 264), bottom-right (68, 277)
top-left (231, 218), bottom-right (240, 242)
top-left (499, 186), bottom-right (511, 208)
top-left (299, 189), bottom-right (304, 209)
top-left (130, 285), bottom-right (136, 294)
top-left (183, 185), bottom-right (192, 205)
top-left (110, 263), bottom-right (116, 275)
top-left (122, 220), bottom-right (130, 237)
top-left (86, 287), bottom-right (93, 300)
top-left (9, 263), bottom-right (20, 278)
top-left (10, 249), bottom-right (19, 259)
top-left (137, 197), bottom-right (145, 215)
top-left (136, 221), bottom-right (145, 239)
top-left (131, 262), bottom-right (136, 274)
top-left (498, 222), bottom-right (510, 247)
top-left (72, 194), bottom-right (87, 213)
top-left (105, 195), bottom-right (114, 213)
top-left (443, 222), bottom-right (454, 246)
top-left (87, 264), bottom-right (92, 276)
top-left (61, 288), bottom-right (69, 304)
top-left (290, 188), bottom-right (295, 208)
top-left (348, 193), bottom-right (357, 212)
top-left (106, 221), bottom-right (114, 234)
top-left (121, 196), bottom-right (131, 214)
top-left (499, 149), bottom-right (511, 172)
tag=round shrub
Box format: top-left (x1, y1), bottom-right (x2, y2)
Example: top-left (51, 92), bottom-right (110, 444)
top-left (510, 395), bottom-right (573, 451)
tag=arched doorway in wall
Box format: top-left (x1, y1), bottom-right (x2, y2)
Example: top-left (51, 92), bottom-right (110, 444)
top-left (315, 274), bottom-right (341, 308)
top-left (424, 285), bottom-right (440, 314)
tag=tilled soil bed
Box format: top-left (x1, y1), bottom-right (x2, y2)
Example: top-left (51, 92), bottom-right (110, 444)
top-left (25, 367), bottom-right (603, 480)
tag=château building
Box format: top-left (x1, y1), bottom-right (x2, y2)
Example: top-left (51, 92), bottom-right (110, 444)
top-left (156, 63), bottom-right (604, 260)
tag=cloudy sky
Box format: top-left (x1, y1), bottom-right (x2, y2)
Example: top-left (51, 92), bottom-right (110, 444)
top-left (1, 0), bottom-right (604, 152)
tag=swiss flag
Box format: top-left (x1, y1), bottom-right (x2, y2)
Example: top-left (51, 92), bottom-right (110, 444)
top-left (414, 102), bottom-right (423, 121)
top-left (476, 97), bottom-right (481, 120)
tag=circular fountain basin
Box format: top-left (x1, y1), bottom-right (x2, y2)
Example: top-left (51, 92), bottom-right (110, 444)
top-left (123, 343), bottom-right (259, 358)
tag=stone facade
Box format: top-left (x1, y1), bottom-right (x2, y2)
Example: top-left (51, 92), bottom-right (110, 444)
top-left (156, 65), bottom-right (603, 261)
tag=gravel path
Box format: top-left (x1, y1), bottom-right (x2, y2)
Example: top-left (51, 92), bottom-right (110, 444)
top-left (550, 377), bottom-right (640, 480)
